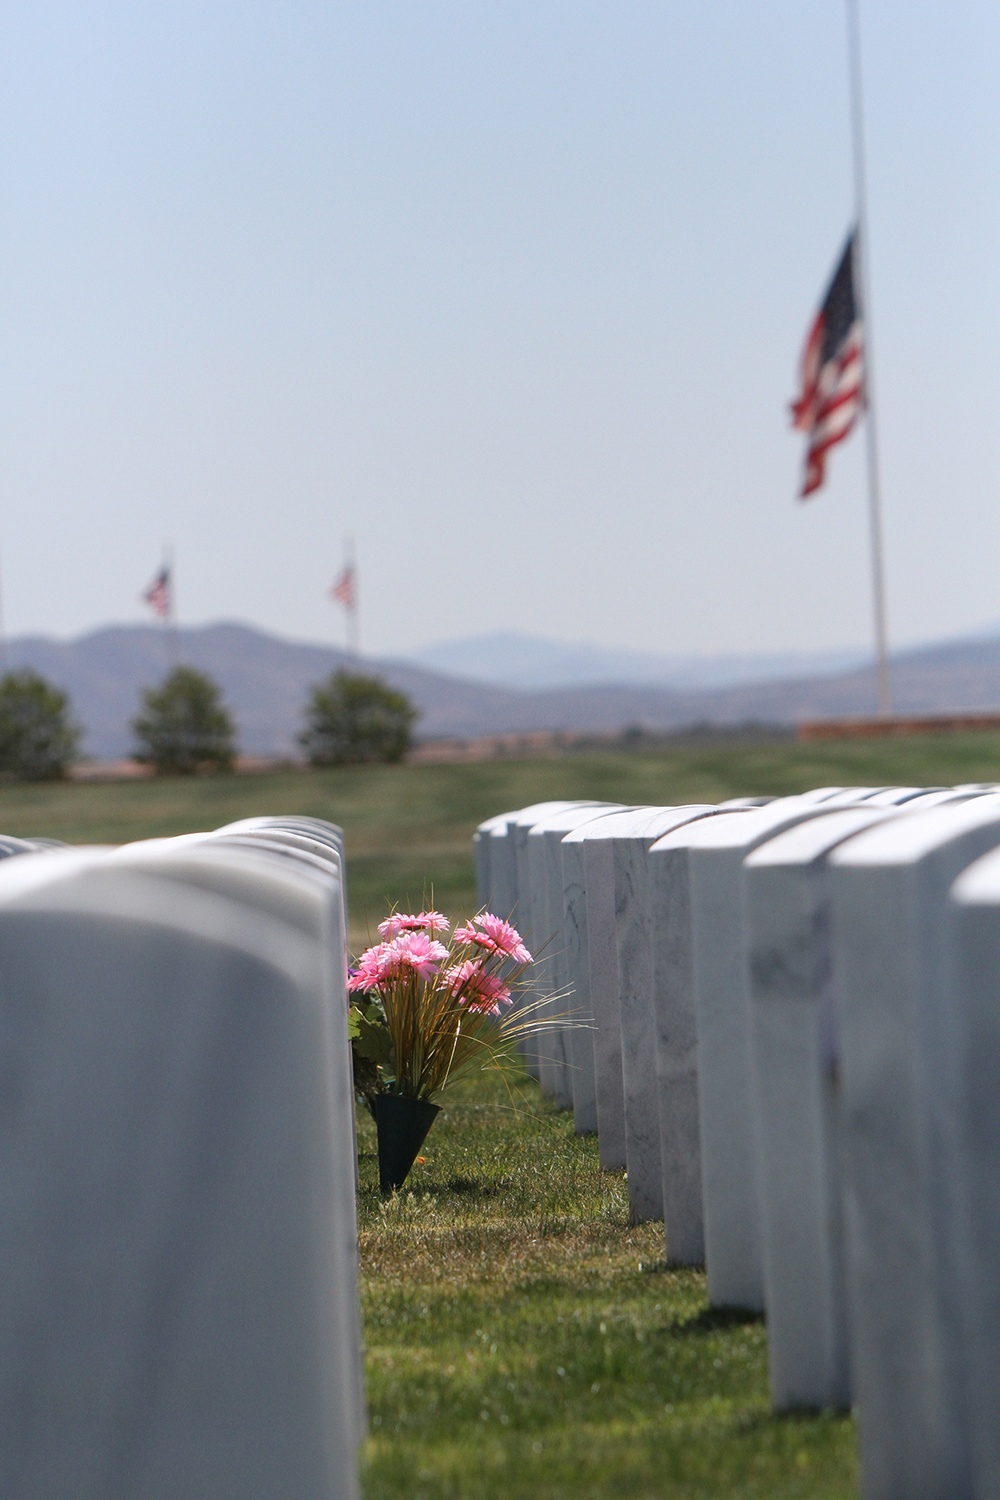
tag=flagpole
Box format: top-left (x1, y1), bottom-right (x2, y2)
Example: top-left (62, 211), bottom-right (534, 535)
top-left (345, 535), bottom-right (359, 657)
top-left (846, 0), bottom-right (891, 717)
top-left (164, 543), bottom-right (178, 672)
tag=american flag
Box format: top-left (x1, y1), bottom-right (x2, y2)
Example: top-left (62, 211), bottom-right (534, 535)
top-left (330, 565), bottom-right (355, 610)
top-left (791, 230), bottom-right (865, 498)
top-left (142, 565), bottom-right (171, 620)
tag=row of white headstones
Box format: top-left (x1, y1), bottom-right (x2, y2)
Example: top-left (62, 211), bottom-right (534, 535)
top-left (0, 817), bottom-right (363, 1500)
top-left (476, 787), bottom-right (1000, 1500)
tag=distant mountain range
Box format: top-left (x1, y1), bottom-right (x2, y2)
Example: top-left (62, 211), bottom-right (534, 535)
top-left (7, 620), bottom-right (1000, 760)
top-left (411, 631), bottom-right (871, 692)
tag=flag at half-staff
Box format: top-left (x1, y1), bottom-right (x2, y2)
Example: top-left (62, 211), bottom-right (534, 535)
top-left (142, 563), bottom-right (171, 621)
top-left (329, 564), bottom-right (355, 611)
top-left (790, 230), bottom-right (865, 498)
top-left (329, 553), bottom-right (360, 654)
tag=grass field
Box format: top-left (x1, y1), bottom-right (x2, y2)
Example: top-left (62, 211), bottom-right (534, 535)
top-left (357, 1068), bottom-right (855, 1500)
top-left (1, 730), bottom-right (997, 948)
top-left (3, 732), bottom-right (999, 1496)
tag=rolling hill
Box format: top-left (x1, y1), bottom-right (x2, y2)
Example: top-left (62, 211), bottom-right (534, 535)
top-left (7, 621), bottom-right (1000, 760)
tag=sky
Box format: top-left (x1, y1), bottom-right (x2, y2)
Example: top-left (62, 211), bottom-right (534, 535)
top-left (0, 1), bottom-right (997, 661)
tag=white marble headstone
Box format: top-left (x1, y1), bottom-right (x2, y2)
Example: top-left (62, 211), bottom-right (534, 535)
top-left (474, 812), bottom-right (512, 910)
top-left (651, 795), bottom-right (879, 1308)
top-left (525, 805), bottom-right (624, 1106)
top-left (829, 795), bottom-right (1000, 1500)
top-left (560, 807), bottom-right (713, 1184)
top-left (610, 806), bottom-right (720, 1222)
top-left (507, 804), bottom-right (598, 1074)
top-left (107, 827), bottom-right (364, 1451)
top-left (563, 816), bottom-right (632, 1128)
top-left (743, 806), bottom-right (902, 1411)
top-left (560, 808), bottom-right (658, 1169)
top-left (0, 842), bottom-right (361, 1500)
top-left (948, 847), bottom-right (1000, 1500)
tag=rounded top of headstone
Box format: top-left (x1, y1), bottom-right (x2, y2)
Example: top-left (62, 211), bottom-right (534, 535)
top-left (217, 816), bottom-right (345, 857)
top-left (952, 844), bottom-right (1000, 906)
top-left (648, 794), bottom-right (872, 855)
top-left (506, 801), bottom-right (596, 830)
top-left (561, 805), bottom-right (712, 843)
top-left (744, 806), bottom-right (901, 870)
top-left (0, 835), bottom-right (46, 857)
top-left (528, 803), bottom-right (628, 836)
top-left (859, 786), bottom-right (927, 806)
top-left (0, 846), bottom-right (111, 905)
top-left (207, 831), bottom-right (342, 884)
top-left (475, 812), bottom-right (517, 838)
top-left (814, 786), bottom-right (884, 805)
top-left (829, 792), bottom-right (1000, 870)
top-left (894, 788), bottom-right (976, 810)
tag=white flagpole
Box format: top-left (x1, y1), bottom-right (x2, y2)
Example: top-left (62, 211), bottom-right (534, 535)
top-left (164, 543), bottom-right (178, 672)
top-left (846, 0), bottom-right (891, 716)
top-left (345, 535), bottom-right (360, 657)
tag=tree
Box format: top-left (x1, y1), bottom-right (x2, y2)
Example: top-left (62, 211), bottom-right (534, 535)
top-left (0, 670), bottom-right (81, 781)
top-left (132, 666), bottom-right (236, 775)
top-left (300, 669), bottom-right (417, 766)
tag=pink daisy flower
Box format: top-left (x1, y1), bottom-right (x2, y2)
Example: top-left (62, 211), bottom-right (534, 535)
top-left (391, 930), bottom-right (449, 979)
top-left (444, 959), bottom-right (512, 1015)
top-left (348, 941), bottom-right (392, 991)
top-left (378, 910), bottom-right (450, 939)
top-left (348, 932), bottom-right (448, 989)
top-left (463, 913), bottom-right (532, 965)
top-left (453, 923), bottom-right (498, 953)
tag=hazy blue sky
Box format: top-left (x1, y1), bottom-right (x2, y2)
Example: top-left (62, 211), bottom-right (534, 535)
top-left (0, 2), bottom-right (996, 659)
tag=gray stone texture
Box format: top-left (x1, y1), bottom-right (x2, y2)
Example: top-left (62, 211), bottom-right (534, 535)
top-left (829, 795), bottom-right (1000, 1500)
top-left (561, 807), bottom-right (712, 1184)
top-left (949, 848), bottom-right (1000, 1500)
top-left (526, 806), bottom-right (624, 1106)
top-left (0, 841), bottom-right (361, 1500)
top-left (610, 807), bottom-right (719, 1222)
top-left (655, 795), bottom-right (880, 1310)
top-left (473, 812), bottom-right (512, 910)
top-left (743, 806), bottom-right (901, 1411)
top-left (488, 803), bottom-right (587, 1078)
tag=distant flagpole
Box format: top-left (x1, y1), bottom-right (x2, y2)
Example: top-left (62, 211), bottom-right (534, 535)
top-left (164, 543), bottom-right (178, 670)
top-left (846, 0), bottom-right (891, 716)
top-left (330, 538), bottom-right (359, 656)
top-left (142, 547), bottom-right (176, 673)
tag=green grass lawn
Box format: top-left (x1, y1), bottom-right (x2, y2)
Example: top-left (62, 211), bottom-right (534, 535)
top-left (357, 1067), bottom-right (856, 1500)
top-left (2, 733), bottom-right (998, 1496)
top-left (0, 730), bottom-right (997, 949)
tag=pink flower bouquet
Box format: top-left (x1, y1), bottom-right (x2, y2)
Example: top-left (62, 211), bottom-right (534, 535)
top-left (348, 909), bottom-right (541, 1107)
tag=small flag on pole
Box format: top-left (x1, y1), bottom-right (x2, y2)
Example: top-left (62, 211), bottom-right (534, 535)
top-left (142, 565), bottom-right (171, 621)
top-left (791, 230), bottom-right (865, 498)
top-left (330, 565), bottom-right (355, 610)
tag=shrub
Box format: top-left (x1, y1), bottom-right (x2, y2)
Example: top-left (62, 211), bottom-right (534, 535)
top-left (0, 669), bottom-right (81, 780)
top-left (132, 666), bottom-right (236, 775)
top-left (300, 669), bottom-right (417, 766)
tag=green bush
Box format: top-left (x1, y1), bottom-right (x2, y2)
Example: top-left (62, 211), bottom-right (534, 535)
top-left (0, 669), bottom-right (81, 781)
top-left (132, 666), bottom-right (237, 775)
top-left (300, 669), bottom-right (417, 766)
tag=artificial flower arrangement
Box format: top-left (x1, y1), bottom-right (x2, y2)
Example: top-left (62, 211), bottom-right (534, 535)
top-left (348, 908), bottom-right (540, 1189)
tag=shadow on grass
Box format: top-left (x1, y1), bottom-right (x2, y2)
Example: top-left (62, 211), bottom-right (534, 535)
top-left (734, 1405), bottom-right (853, 1434)
top-left (672, 1304), bottom-right (765, 1336)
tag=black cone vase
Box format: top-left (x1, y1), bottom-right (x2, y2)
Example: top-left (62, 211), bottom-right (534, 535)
top-left (375, 1094), bottom-right (441, 1193)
